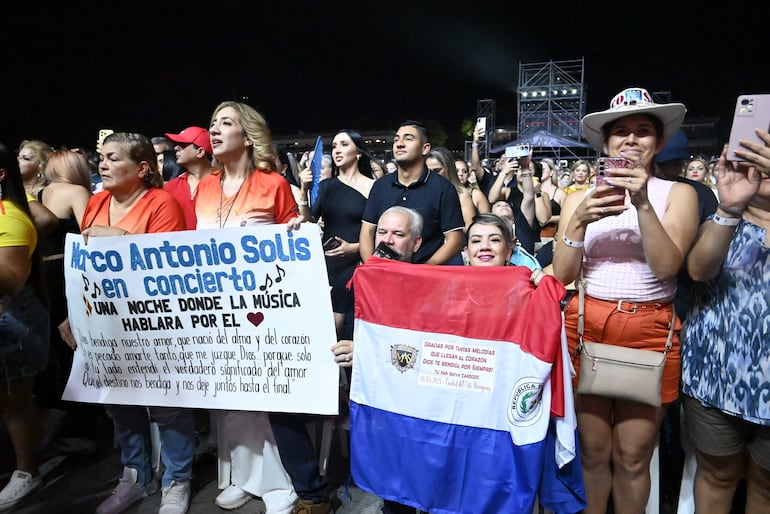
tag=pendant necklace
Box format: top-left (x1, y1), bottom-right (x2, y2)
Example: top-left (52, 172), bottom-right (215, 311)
top-left (218, 175), bottom-right (246, 228)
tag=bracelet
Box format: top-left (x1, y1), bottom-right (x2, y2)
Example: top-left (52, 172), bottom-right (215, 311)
top-left (298, 201), bottom-right (308, 207)
top-left (710, 213), bottom-right (740, 227)
top-left (562, 234), bottom-right (584, 248)
top-left (472, 143), bottom-right (479, 148)
top-left (717, 204), bottom-right (745, 217)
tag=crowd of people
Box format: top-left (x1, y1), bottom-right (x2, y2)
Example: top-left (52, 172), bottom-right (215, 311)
top-left (0, 86), bottom-right (768, 514)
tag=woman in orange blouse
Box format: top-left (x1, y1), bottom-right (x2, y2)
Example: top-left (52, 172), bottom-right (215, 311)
top-left (60, 133), bottom-right (193, 514)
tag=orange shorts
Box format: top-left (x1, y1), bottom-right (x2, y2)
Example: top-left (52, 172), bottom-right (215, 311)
top-left (564, 294), bottom-right (681, 404)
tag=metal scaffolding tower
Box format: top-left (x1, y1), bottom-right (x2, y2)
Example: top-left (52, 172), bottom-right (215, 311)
top-left (517, 58), bottom-right (586, 140)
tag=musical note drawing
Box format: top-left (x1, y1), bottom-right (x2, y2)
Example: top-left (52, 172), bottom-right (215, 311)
top-left (83, 295), bottom-right (93, 316)
top-left (91, 282), bottom-right (102, 299)
top-left (82, 275), bottom-right (90, 291)
top-left (275, 265), bottom-right (286, 283)
top-left (259, 274), bottom-right (273, 292)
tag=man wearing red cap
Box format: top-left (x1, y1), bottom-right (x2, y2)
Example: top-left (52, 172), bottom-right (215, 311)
top-left (164, 127), bottom-right (214, 230)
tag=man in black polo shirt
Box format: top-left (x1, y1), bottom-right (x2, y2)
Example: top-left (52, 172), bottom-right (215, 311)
top-left (359, 120), bottom-right (464, 264)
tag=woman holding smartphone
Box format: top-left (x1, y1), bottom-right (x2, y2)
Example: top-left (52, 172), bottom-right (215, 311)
top-left (680, 132), bottom-right (770, 513)
top-left (486, 149), bottom-right (543, 254)
top-left (297, 130), bottom-right (374, 338)
top-left (553, 87), bottom-right (699, 513)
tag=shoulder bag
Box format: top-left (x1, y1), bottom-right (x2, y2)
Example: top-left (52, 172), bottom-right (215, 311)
top-left (575, 278), bottom-right (674, 407)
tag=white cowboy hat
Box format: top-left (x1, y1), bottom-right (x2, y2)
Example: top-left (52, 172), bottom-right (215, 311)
top-left (581, 87), bottom-right (686, 151)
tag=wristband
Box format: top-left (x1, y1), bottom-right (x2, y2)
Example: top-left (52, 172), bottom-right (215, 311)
top-left (562, 234), bottom-right (584, 248)
top-left (717, 204), bottom-right (745, 217)
top-left (472, 143), bottom-right (479, 148)
top-left (298, 201), bottom-right (308, 207)
top-left (710, 213), bottom-right (740, 227)
top-left (535, 192), bottom-right (542, 198)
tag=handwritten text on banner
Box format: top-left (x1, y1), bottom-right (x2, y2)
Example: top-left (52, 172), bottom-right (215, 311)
top-left (62, 225), bottom-right (339, 415)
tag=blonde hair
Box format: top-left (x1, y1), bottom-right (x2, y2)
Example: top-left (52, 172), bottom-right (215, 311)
top-left (211, 101), bottom-right (277, 173)
top-left (19, 139), bottom-right (52, 189)
top-left (45, 150), bottom-right (92, 190)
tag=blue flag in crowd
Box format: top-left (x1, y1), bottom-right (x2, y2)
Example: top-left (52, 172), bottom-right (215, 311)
top-left (309, 136), bottom-right (323, 207)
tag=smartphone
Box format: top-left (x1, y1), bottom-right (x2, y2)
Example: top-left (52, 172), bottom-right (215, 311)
top-left (727, 94), bottom-right (770, 162)
top-left (373, 241), bottom-right (402, 260)
top-left (475, 117), bottom-right (487, 134)
top-left (96, 129), bottom-right (113, 151)
top-left (505, 144), bottom-right (531, 159)
top-left (595, 157), bottom-right (629, 208)
top-left (559, 160), bottom-right (568, 169)
top-left (322, 237), bottom-right (341, 251)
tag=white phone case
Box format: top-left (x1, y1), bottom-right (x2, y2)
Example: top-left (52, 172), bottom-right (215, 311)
top-left (475, 117), bottom-right (486, 133)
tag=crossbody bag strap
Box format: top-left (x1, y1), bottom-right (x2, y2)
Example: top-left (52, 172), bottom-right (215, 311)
top-left (577, 271), bottom-right (586, 338)
top-left (664, 306), bottom-right (676, 353)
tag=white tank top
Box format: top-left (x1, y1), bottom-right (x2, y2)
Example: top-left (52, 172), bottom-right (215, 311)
top-left (583, 176), bottom-right (676, 302)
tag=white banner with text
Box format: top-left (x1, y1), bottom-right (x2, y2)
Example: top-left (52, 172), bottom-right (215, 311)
top-left (62, 225), bottom-right (339, 415)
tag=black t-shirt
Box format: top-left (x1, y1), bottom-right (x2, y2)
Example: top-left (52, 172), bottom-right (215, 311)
top-left (362, 168), bottom-right (464, 264)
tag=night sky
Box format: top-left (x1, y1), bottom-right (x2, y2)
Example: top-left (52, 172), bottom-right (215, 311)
top-left (2, 1), bottom-right (768, 151)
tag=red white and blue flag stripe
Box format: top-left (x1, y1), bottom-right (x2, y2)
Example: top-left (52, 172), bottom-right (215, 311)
top-left (349, 258), bottom-right (585, 514)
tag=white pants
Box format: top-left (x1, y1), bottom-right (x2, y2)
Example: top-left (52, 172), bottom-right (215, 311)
top-left (217, 410), bottom-right (298, 512)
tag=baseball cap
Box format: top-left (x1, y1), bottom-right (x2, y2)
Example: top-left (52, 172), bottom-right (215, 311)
top-left (581, 87), bottom-right (686, 151)
top-left (165, 126), bottom-right (212, 155)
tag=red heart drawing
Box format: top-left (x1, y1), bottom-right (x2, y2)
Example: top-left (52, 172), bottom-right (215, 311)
top-left (247, 312), bottom-right (265, 327)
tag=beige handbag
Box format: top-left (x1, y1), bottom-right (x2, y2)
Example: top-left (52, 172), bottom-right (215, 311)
top-left (575, 279), bottom-right (674, 407)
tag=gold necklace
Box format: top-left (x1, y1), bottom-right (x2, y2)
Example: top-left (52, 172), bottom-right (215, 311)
top-left (218, 175), bottom-right (246, 228)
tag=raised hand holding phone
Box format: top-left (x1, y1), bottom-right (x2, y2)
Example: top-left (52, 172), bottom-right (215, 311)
top-left (727, 94), bottom-right (770, 163)
top-left (475, 117), bottom-right (487, 134)
top-left (505, 144), bottom-right (531, 173)
top-left (594, 157), bottom-right (629, 208)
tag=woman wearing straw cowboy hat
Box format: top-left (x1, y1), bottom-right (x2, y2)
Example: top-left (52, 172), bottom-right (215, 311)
top-left (553, 87), bottom-right (700, 513)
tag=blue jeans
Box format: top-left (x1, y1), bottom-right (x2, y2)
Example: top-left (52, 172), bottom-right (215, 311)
top-left (107, 405), bottom-right (195, 489)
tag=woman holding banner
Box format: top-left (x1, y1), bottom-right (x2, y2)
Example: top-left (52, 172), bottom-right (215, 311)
top-left (195, 101), bottom-right (301, 514)
top-left (58, 132), bottom-right (193, 514)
